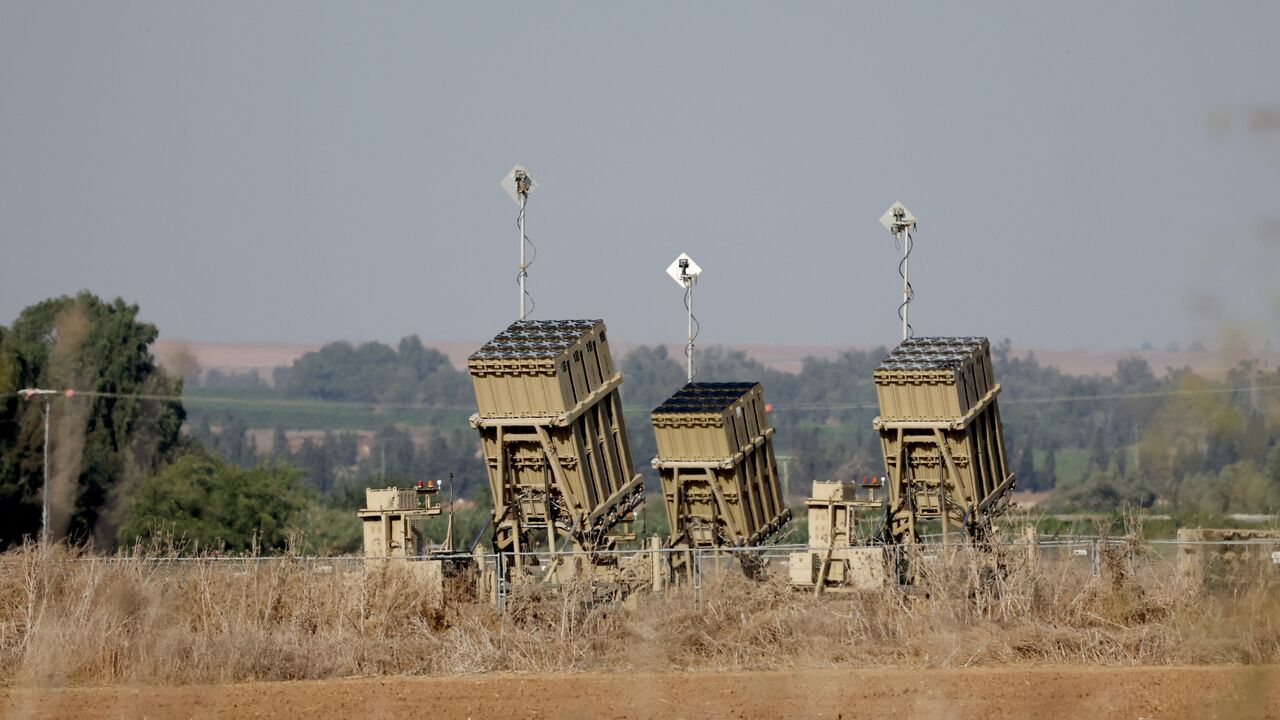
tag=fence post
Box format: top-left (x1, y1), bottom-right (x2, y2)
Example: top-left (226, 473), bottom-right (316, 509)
top-left (650, 536), bottom-right (665, 594)
top-left (1091, 539), bottom-right (1100, 577)
top-left (693, 549), bottom-right (702, 605)
top-left (497, 552), bottom-right (507, 613)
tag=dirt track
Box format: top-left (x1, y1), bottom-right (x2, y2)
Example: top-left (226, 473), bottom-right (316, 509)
top-left (3, 666), bottom-right (1278, 720)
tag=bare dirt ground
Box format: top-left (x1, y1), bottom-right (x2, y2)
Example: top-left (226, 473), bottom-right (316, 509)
top-left (4, 666), bottom-right (1278, 720)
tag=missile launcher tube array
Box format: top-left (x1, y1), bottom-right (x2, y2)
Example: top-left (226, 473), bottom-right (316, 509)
top-left (651, 382), bottom-right (791, 550)
top-left (467, 320), bottom-right (643, 558)
top-left (872, 337), bottom-right (1014, 543)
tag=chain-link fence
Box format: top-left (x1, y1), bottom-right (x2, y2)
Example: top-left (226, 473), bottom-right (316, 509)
top-left (24, 536), bottom-right (1279, 610)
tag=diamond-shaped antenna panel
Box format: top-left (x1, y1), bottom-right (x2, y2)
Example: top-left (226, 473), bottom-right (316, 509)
top-left (666, 252), bottom-right (702, 288)
top-left (879, 201), bottom-right (917, 234)
top-left (500, 164), bottom-right (536, 205)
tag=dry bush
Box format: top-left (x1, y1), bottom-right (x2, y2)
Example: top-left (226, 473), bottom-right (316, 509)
top-left (1, 530), bottom-right (1277, 689)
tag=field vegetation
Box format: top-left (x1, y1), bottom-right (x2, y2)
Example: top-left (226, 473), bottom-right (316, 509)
top-left (2, 292), bottom-right (1279, 557)
top-left (1, 520), bottom-right (1277, 688)
top-left (183, 386), bottom-right (474, 433)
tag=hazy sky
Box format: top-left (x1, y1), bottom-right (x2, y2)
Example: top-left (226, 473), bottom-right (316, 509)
top-left (2, 2), bottom-right (1278, 351)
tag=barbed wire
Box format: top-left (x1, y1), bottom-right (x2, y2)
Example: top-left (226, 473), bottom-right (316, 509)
top-left (2, 536), bottom-right (1276, 566)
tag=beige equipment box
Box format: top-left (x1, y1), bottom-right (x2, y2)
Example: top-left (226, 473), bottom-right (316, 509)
top-left (1177, 528), bottom-right (1280, 589)
top-left (468, 320), bottom-right (645, 568)
top-left (789, 480), bottom-right (888, 593)
top-left (651, 382), bottom-right (791, 563)
top-left (358, 482), bottom-right (448, 558)
top-left (358, 482), bottom-right (470, 608)
top-left (873, 337), bottom-right (1015, 544)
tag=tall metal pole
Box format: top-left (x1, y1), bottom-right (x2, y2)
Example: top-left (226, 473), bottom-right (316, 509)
top-left (900, 228), bottom-right (910, 341)
top-left (21, 388), bottom-right (60, 544)
top-left (667, 253), bottom-right (701, 383)
top-left (518, 192), bottom-right (527, 320)
top-left (880, 202), bottom-right (917, 342)
top-left (41, 399), bottom-right (50, 545)
top-left (686, 283), bottom-right (694, 382)
top-left (502, 164), bottom-right (536, 322)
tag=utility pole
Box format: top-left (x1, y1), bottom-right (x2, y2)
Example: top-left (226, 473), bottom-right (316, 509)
top-left (19, 388), bottom-right (69, 544)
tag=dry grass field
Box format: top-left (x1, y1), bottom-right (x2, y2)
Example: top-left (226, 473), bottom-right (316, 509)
top-left (1, 523), bottom-right (1278, 718)
top-left (1, 535), bottom-right (1277, 689)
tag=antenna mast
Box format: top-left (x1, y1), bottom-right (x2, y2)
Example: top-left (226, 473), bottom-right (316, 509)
top-left (666, 252), bottom-right (703, 382)
top-left (501, 164), bottom-right (537, 320)
top-left (879, 201), bottom-right (918, 340)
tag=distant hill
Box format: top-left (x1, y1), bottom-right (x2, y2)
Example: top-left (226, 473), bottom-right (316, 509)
top-left (155, 339), bottom-right (1279, 385)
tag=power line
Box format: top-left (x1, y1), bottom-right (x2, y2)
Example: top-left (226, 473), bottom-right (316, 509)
top-left (766, 382), bottom-right (1280, 413)
top-left (2, 389), bottom-right (482, 412)
top-left (1004, 383), bottom-right (1280, 407)
top-left (4, 382), bottom-right (1278, 416)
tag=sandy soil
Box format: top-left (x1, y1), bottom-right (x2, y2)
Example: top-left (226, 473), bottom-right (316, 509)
top-left (3, 665), bottom-right (1277, 720)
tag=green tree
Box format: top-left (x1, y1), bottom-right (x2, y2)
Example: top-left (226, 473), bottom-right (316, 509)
top-left (0, 293), bottom-right (186, 547)
top-left (1053, 469), bottom-right (1156, 511)
top-left (1088, 425), bottom-right (1110, 471)
top-left (1267, 445), bottom-right (1280, 486)
top-left (280, 335), bottom-right (468, 405)
top-left (618, 345), bottom-right (685, 409)
top-left (0, 327), bottom-right (16, 394)
top-left (1015, 446), bottom-right (1037, 491)
top-left (270, 425), bottom-right (290, 462)
top-left (288, 502), bottom-right (361, 554)
top-left (207, 416), bottom-right (257, 468)
top-left (119, 452), bottom-right (305, 551)
top-left (1043, 444), bottom-right (1058, 487)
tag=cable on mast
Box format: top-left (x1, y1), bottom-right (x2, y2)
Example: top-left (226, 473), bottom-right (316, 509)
top-left (666, 252), bottom-right (703, 382)
top-left (500, 164), bottom-right (538, 320)
top-left (879, 201), bottom-right (918, 341)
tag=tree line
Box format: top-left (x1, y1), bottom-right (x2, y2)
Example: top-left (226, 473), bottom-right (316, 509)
top-left (2, 292), bottom-right (1278, 555)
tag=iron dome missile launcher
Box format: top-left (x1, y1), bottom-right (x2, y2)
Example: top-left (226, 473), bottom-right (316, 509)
top-left (467, 319), bottom-right (645, 582)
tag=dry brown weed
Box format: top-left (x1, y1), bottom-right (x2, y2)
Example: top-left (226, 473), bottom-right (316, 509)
top-left (0, 534), bottom-right (1276, 688)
